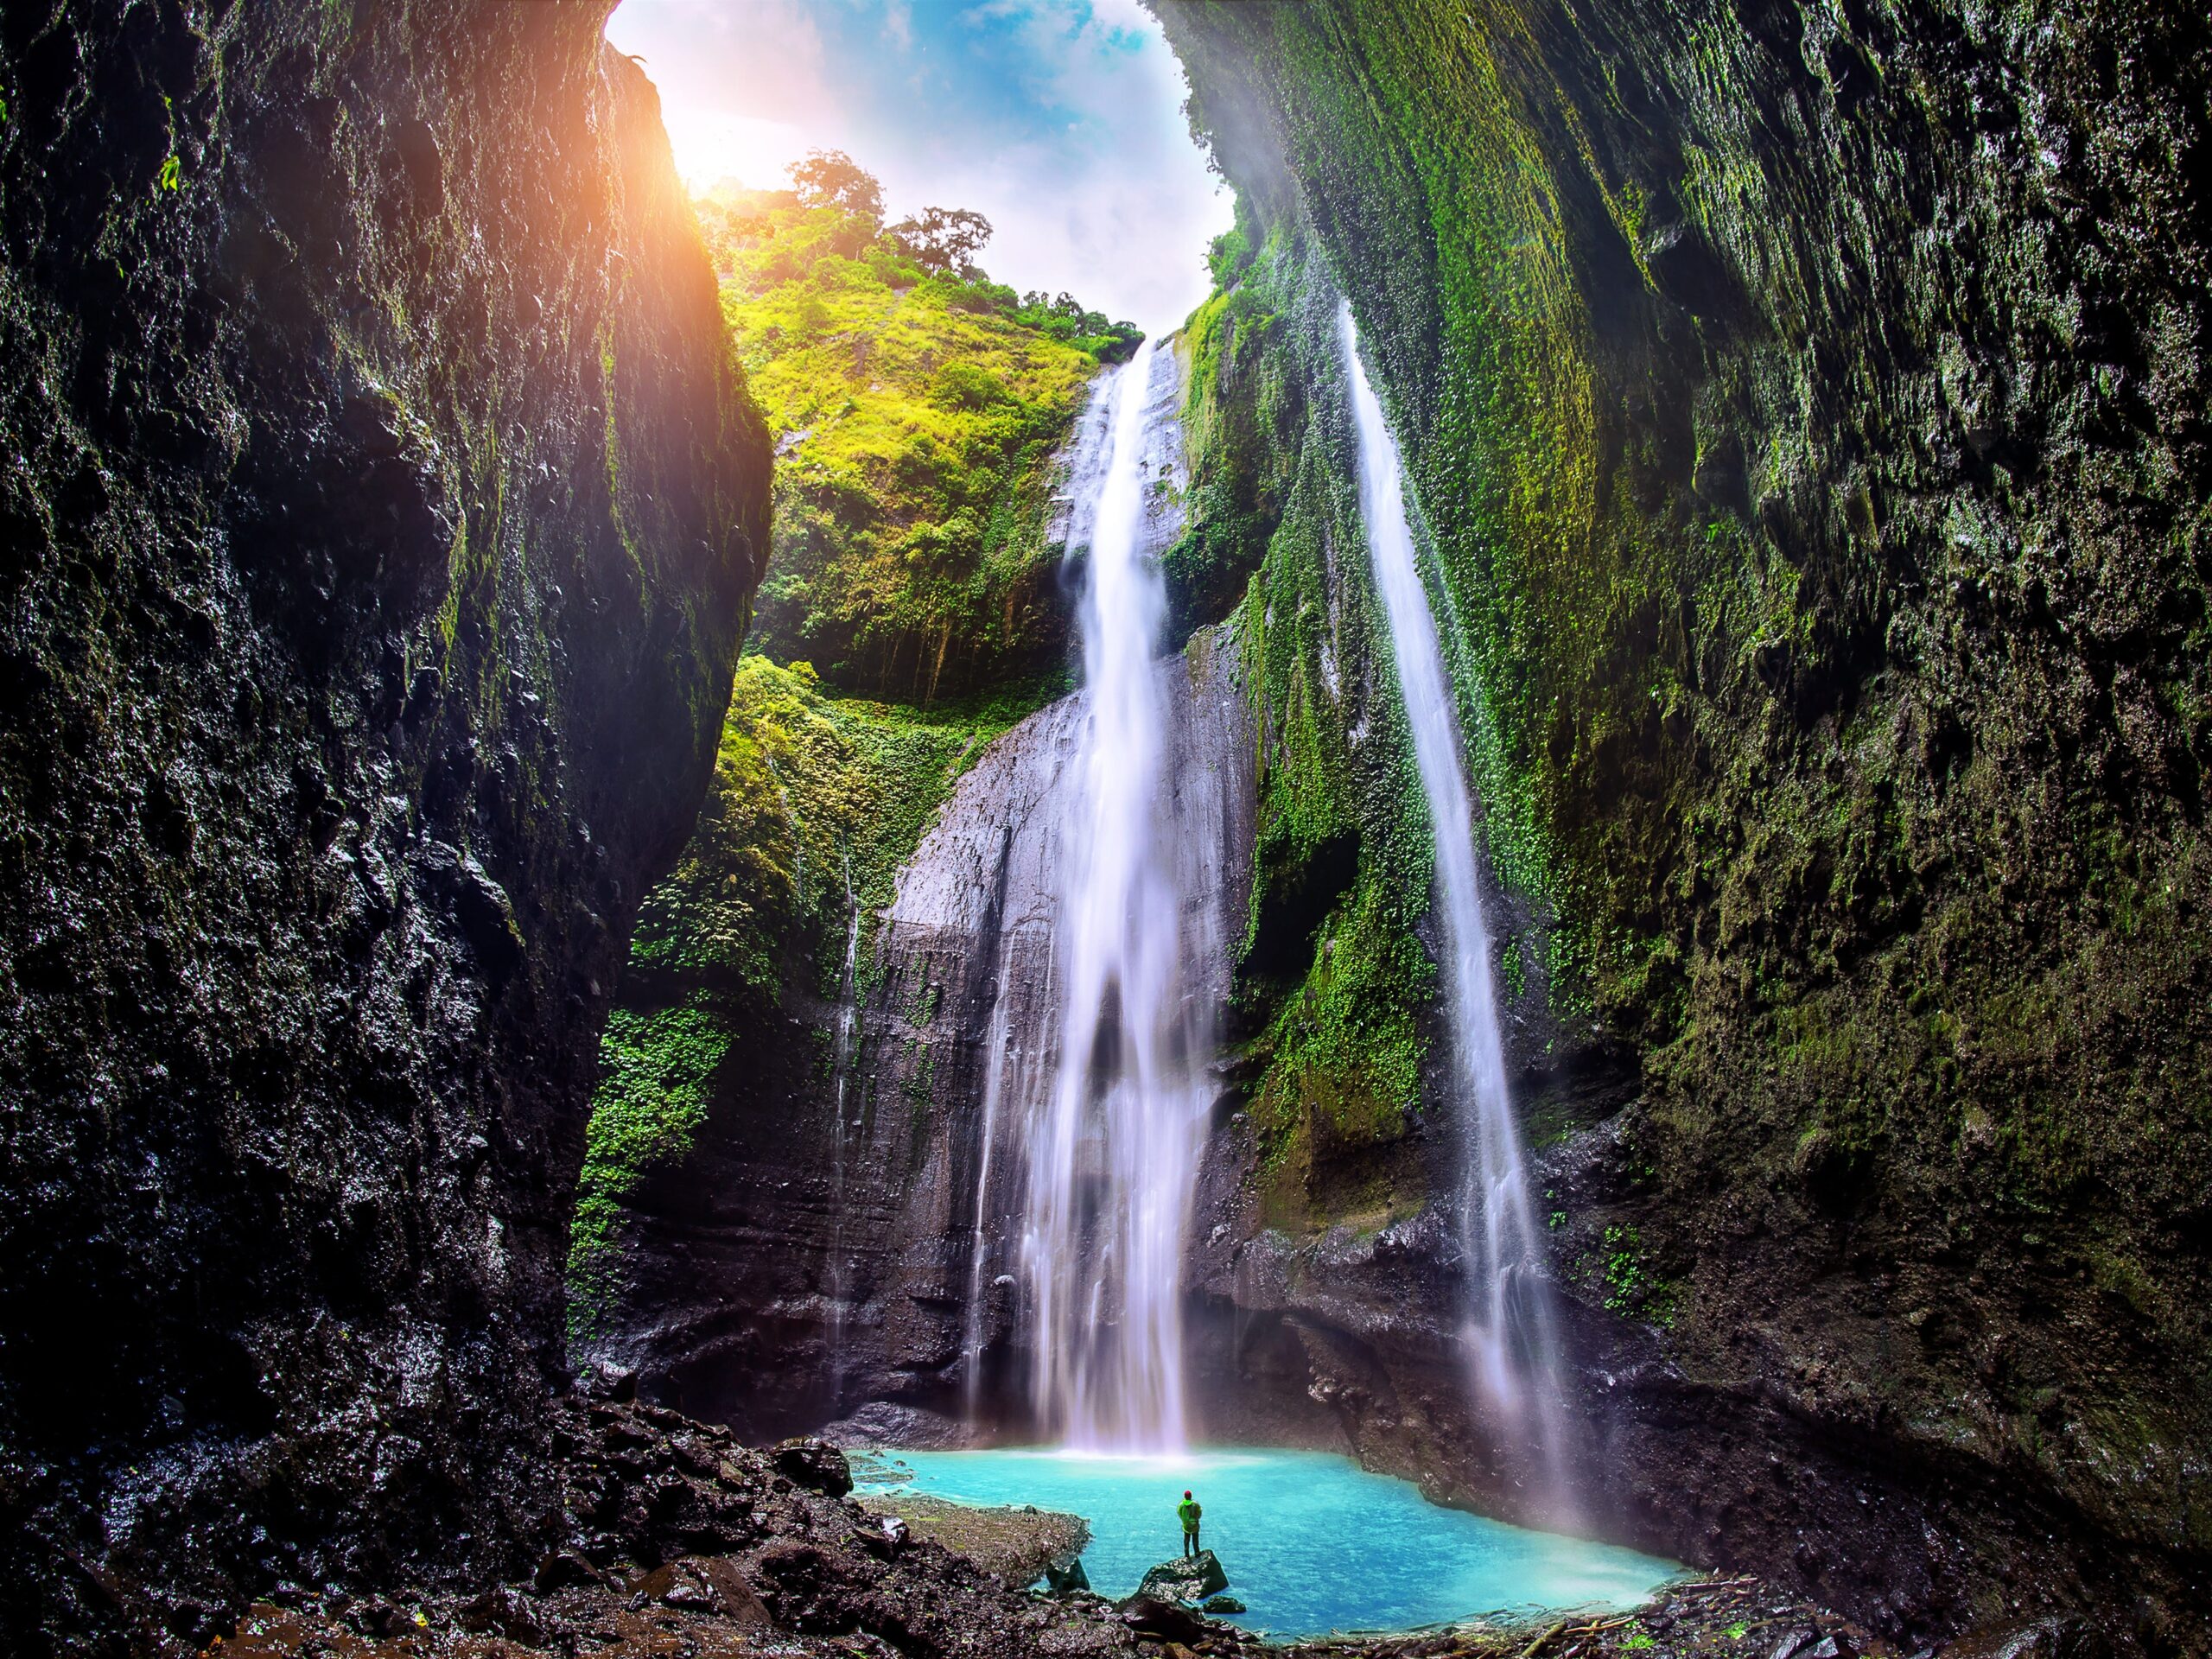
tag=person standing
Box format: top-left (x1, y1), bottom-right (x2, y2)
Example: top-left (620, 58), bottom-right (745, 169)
top-left (1177, 1489), bottom-right (1203, 1557)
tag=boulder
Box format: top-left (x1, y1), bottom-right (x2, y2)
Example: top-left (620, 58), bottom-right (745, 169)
top-left (533, 1548), bottom-right (604, 1593)
top-left (1119, 1595), bottom-right (1208, 1643)
top-left (627, 1557), bottom-right (772, 1628)
top-left (817, 1402), bottom-right (978, 1449)
top-left (1136, 1549), bottom-right (1229, 1604)
top-left (577, 1361), bottom-right (639, 1403)
top-left (1942, 1620), bottom-right (2095, 1659)
top-left (771, 1436), bottom-right (854, 1497)
top-left (1202, 1595), bottom-right (1246, 1615)
top-left (457, 1587), bottom-right (550, 1645)
top-left (1045, 1557), bottom-right (1093, 1595)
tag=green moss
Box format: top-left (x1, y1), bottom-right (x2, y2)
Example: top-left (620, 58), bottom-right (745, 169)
top-left (568, 1003), bottom-right (734, 1340)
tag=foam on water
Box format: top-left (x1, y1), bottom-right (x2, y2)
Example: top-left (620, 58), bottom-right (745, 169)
top-left (855, 1446), bottom-right (1680, 1641)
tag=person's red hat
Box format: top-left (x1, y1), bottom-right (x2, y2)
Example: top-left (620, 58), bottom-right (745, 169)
top-left (1183, 1490), bottom-right (1192, 1498)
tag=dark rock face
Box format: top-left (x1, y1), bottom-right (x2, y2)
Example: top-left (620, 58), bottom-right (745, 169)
top-left (0, 3), bottom-right (769, 1651)
top-left (1154, 0), bottom-right (2210, 1646)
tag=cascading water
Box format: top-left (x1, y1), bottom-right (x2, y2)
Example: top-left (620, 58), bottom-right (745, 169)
top-left (1018, 340), bottom-right (1206, 1452)
top-left (1340, 303), bottom-right (1569, 1490)
top-left (960, 950), bottom-right (1015, 1423)
top-left (825, 851), bottom-right (863, 1397)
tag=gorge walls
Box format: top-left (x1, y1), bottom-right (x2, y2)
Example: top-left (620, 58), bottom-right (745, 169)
top-left (0, 3), bottom-right (769, 1650)
top-left (1154, 0), bottom-right (2211, 1645)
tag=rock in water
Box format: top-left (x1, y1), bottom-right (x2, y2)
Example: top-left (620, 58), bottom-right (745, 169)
top-left (1203, 1595), bottom-right (1247, 1615)
top-left (857, 1493), bottom-right (1090, 1586)
top-left (772, 1436), bottom-right (855, 1497)
top-left (1137, 1549), bottom-right (1230, 1603)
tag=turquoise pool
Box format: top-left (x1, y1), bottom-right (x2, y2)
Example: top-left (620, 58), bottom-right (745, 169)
top-left (854, 1447), bottom-right (1681, 1641)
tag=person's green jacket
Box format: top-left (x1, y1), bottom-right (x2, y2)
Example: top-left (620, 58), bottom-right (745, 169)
top-left (1178, 1499), bottom-right (1202, 1530)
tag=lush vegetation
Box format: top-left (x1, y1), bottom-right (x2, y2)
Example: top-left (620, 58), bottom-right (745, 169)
top-left (626, 655), bottom-right (1036, 999)
top-left (695, 153), bottom-right (1141, 702)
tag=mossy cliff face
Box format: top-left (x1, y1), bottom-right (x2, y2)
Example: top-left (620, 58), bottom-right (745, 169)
top-left (1171, 204), bottom-right (1626, 1248)
top-left (1155, 0), bottom-right (2209, 1643)
top-left (0, 3), bottom-right (768, 1650)
top-left (566, 656), bottom-right (1031, 1358)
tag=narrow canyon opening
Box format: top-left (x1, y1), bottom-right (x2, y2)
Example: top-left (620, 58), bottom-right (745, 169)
top-left (3, 1), bottom-right (2205, 1655)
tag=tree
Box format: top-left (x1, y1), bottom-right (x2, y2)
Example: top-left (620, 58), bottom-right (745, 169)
top-left (787, 149), bottom-right (883, 224)
top-left (888, 207), bottom-right (994, 275)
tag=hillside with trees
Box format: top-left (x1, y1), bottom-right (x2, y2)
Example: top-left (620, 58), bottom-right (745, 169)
top-left (698, 150), bottom-right (1141, 703)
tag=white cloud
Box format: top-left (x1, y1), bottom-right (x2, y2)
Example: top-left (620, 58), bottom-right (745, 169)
top-left (606, 0), bottom-right (1231, 333)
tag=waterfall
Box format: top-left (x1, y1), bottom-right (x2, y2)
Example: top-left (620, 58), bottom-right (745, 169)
top-left (823, 851), bottom-right (864, 1401)
top-left (1340, 303), bottom-right (1568, 1487)
top-left (1019, 340), bottom-right (1205, 1452)
top-left (959, 951), bottom-right (1014, 1423)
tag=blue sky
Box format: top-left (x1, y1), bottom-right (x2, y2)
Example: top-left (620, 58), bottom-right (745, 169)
top-left (605, 0), bottom-right (1233, 332)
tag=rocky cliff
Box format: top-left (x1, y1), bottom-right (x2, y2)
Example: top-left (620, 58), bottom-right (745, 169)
top-left (0, 3), bottom-right (769, 1651)
top-left (1154, 0), bottom-right (2210, 1647)
top-left (575, 349), bottom-right (1262, 1440)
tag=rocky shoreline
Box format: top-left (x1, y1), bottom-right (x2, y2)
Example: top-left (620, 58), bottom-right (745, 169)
top-left (201, 1389), bottom-right (1950, 1659)
top-left (208, 1389), bottom-right (1271, 1659)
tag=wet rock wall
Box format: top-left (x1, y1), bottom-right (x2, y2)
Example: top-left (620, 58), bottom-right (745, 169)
top-left (1154, 0), bottom-right (2211, 1647)
top-left (0, 3), bottom-right (769, 1650)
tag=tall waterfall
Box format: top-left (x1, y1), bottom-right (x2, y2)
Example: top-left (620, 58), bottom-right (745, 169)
top-left (1340, 304), bottom-right (1567, 1482)
top-left (1019, 340), bottom-right (1205, 1451)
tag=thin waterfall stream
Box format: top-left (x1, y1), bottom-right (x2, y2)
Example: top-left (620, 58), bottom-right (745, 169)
top-left (1340, 304), bottom-right (1571, 1502)
top-left (959, 950), bottom-right (1014, 1423)
top-left (826, 849), bottom-right (863, 1398)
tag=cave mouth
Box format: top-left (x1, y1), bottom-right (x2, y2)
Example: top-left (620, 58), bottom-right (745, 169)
top-left (857, 1446), bottom-right (1682, 1640)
